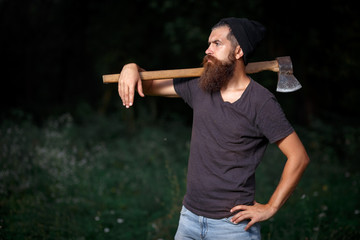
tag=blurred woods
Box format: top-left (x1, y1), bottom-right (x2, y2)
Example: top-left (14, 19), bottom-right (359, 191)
top-left (0, 0), bottom-right (359, 126)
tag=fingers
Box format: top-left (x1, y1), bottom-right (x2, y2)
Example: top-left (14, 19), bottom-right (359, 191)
top-left (244, 219), bottom-right (256, 231)
top-left (230, 202), bottom-right (275, 231)
top-left (118, 75), bottom-right (132, 108)
top-left (137, 79), bottom-right (145, 97)
top-left (118, 73), bottom-right (130, 108)
top-left (230, 204), bottom-right (259, 228)
top-left (230, 205), bottom-right (248, 224)
top-left (230, 211), bottom-right (257, 231)
top-left (118, 64), bottom-right (142, 108)
top-left (124, 83), bottom-right (131, 108)
top-left (118, 75), bottom-right (125, 105)
top-left (230, 204), bottom-right (248, 213)
top-left (230, 209), bottom-right (251, 224)
top-left (230, 210), bottom-right (258, 232)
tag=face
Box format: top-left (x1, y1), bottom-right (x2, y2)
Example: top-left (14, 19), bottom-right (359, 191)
top-left (199, 26), bottom-right (239, 92)
top-left (205, 26), bottom-right (235, 64)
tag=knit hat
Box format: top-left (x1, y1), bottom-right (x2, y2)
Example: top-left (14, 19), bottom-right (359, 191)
top-left (215, 17), bottom-right (266, 65)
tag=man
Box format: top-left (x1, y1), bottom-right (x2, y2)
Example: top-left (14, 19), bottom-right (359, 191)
top-left (118, 17), bottom-right (309, 240)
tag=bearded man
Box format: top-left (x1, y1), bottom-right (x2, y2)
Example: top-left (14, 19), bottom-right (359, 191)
top-left (118, 17), bottom-right (309, 240)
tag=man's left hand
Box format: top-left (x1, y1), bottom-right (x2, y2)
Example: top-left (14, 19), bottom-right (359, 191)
top-left (230, 201), bottom-right (277, 231)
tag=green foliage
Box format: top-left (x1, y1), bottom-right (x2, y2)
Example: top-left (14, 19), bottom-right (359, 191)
top-left (1, 111), bottom-right (359, 239)
top-left (0, 111), bottom-right (189, 239)
top-left (257, 125), bottom-right (360, 240)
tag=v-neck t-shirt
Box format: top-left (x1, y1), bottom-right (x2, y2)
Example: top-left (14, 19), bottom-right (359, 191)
top-left (174, 77), bottom-right (294, 219)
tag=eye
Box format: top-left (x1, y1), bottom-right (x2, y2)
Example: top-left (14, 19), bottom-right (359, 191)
top-left (208, 40), bottom-right (222, 48)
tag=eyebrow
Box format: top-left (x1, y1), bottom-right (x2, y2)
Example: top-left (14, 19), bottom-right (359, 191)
top-left (208, 39), bottom-right (222, 45)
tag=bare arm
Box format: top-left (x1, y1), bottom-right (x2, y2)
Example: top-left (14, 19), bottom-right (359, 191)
top-left (118, 63), bottom-right (178, 108)
top-left (230, 131), bottom-right (310, 230)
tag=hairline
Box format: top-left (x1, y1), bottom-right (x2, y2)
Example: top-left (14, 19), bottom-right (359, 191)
top-left (211, 23), bottom-right (239, 51)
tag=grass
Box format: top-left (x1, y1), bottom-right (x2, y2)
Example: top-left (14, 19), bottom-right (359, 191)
top-left (0, 110), bottom-right (359, 240)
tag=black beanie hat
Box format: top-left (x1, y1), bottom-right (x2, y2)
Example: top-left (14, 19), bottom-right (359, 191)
top-left (215, 17), bottom-right (266, 65)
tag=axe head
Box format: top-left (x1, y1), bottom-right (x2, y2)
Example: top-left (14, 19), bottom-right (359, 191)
top-left (276, 56), bottom-right (302, 92)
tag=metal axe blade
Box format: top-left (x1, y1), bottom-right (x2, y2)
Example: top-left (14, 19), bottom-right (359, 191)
top-left (276, 56), bottom-right (302, 92)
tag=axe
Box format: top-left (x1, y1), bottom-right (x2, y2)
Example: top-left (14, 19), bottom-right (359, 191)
top-left (102, 56), bottom-right (301, 92)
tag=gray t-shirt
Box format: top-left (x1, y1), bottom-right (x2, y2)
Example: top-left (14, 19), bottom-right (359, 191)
top-left (174, 77), bottom-right (294, 219)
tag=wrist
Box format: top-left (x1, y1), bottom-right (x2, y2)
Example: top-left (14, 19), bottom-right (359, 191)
top-left (123, 63), bottom-right (138, 70)
top-left (266, 202), bottom-right (280, 215)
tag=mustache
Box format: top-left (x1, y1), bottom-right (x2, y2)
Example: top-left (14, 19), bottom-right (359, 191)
top-left (202, 55), bottom-right (221, 66)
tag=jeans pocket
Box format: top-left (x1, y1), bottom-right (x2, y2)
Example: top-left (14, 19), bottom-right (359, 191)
top-left (180, 205), bottom-right (189, 215)
top-left (222, 216), bottom-right (236, 225)
top-left (222, 216), bottom-right (250, 226)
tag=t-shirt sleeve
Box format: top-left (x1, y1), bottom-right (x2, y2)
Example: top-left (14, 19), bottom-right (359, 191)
top-left (256, 97), bottom-right (294, 144)
top-left (173, 78), bottom-right (198, 108)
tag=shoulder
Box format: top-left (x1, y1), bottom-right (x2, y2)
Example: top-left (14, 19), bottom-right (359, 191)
top-left (247, 78), bottom-right (276, 108)
top-left (173, 77), bottom-right (202, 107)
top-left (249, 79), bottom-right (275, 98)
top-left (174, 77), bottom-right (200, 94)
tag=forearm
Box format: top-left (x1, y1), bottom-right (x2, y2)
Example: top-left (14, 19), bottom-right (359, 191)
top-left (230, 132), bottom-right (309, 229)
top-left (143, 78), bottom-right (178, 97)
top-left (267, 153), bottom-right (309, 212)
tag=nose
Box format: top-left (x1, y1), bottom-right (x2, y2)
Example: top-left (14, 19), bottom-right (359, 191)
top-left (205, 45), bottom-right (212, 55)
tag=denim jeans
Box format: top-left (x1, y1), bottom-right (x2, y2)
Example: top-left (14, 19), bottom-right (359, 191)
top-left (174, 206), bottom-right (261, 240)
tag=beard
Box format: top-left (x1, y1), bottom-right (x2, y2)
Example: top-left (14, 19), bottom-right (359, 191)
top-left (199, 54), bottom-right (236, 93)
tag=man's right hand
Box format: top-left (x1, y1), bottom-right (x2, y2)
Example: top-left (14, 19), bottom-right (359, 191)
top-left (118, 63), bottom-right (145, 108)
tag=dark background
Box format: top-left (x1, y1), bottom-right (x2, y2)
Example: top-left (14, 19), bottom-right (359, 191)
top-left (1, 0), bottom-right (359, 126)
top-left (1, 1), bottom-right (360, 239)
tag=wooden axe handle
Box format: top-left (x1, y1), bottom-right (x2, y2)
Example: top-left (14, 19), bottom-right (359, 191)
top-left (102, 59), bottom-right (279, 83)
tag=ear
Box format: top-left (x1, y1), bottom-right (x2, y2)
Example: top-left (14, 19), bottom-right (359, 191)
top-left (234, 46), bottom-right (244, 60)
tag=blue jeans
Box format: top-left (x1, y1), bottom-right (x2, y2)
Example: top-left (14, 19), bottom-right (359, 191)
top-left (175, 206), bottom-right (261, 240)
